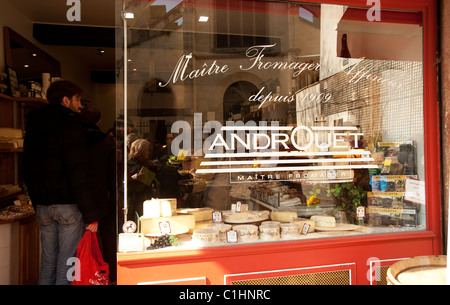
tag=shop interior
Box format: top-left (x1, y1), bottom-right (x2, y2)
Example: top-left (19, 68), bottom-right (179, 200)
top-left (0, 0), bottom-right (116, 284)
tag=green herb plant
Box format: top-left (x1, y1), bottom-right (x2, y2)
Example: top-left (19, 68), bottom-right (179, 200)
top-left (327, 182), bottom-right (367, 224)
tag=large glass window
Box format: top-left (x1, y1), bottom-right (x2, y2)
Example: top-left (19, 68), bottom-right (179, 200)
top-left (116, 0), bottom-right (426, 251)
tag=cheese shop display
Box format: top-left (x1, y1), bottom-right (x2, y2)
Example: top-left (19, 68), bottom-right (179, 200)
top-left (129, 194), bottom-right (402, 252)
top-left (129, 168), bottom-right (425, 253)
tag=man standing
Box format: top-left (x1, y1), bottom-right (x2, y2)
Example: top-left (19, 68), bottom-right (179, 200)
top-left (23, 80), bottom-right (99, 285)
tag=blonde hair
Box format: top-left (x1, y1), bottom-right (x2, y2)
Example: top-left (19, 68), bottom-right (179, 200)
top-left (129, 139), bottom-right (150, 160)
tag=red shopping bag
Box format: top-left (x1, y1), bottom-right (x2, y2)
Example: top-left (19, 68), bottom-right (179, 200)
top-left (71, 230), bottom-right (110, 285)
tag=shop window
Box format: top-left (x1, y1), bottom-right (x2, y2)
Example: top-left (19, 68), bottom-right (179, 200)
top-left (214, 0), bottom-right (269, 51)
top-left (117, 0), bottom-right (430, 252)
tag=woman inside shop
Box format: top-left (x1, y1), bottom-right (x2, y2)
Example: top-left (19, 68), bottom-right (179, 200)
top-left (127, 139), bottom-right (158, 221)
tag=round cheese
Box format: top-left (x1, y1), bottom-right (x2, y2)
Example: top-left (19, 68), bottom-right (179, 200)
top-left (206, 223), bottom-right (232, 241)
top-left (292, 217), bottom-right (315, 233)
top-left (192, 228), bottom-right (220, 243)
top-left (280, 223), bottom-right (301, 238)
top-left (270, 210), bottom-right (298, 222)
top-left (259, 223), bottom-right (280, 240)
top-left (232, 224), bottom-right (259, 241)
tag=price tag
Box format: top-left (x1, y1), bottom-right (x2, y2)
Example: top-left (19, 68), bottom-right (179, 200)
top-left (301, 224), bottom-right (311, 235)
top-left (356, 206), bottom-right (365, 218)
top-left (212, 211), bottom-right (223, 223)
top-left (226, 230), bottom-right (238, 243)
top-left (159, 221), bottom-right (171, 234)
top-left (236, 201), bottom-right (242, 212)
top-left (118, 233), bottom-right (144, 252)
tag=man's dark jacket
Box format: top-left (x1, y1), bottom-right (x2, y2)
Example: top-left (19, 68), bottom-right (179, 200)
top-left (23, 104), bottom-right (98, 224)
top-left (81, 123), bottom-right (116, 216)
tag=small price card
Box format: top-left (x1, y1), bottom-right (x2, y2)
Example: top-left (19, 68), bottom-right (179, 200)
top-left (226, 230), bottom-right (238, 243)
top-left (356, 206), bottom-right (365, 218)
top-left (159, 221), bottom-right (171, 234)
top-left (301, 224), bottom-right (311, 235)
top-left (212, 211), bottom-right (223, 223)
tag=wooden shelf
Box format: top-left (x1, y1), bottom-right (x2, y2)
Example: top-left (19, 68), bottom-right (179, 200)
top-left (0, 93), bottom-right (47, 105)
top-left (0, 148), bottom-right (23, 153)
top-left (16, 96), bottom-right (48, 105)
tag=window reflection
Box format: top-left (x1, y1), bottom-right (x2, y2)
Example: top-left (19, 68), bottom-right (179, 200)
top-left (118, 1), bottom-right (426, 249)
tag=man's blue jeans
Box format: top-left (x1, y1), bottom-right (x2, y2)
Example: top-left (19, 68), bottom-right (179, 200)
top-left (36, 204), bottom-right (84, 285)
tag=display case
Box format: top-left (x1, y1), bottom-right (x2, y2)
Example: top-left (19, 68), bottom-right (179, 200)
top-left (116, 0), bottom-right (441, 285)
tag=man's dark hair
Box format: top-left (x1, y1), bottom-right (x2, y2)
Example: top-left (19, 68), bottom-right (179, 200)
top-left (46, 80), bottom-right (83, 105)
top-left (80, 105), bottom-right (101, 125)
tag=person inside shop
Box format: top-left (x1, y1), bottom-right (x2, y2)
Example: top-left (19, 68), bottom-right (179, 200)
top-left (126, 132), bottom-right (140, 157)
top-left (80, 105), bottom-right (117, 284)
top-left (161, 132), bottom-right (175, 156)
top-left (127, 139), bottom-right (159, 220)
top-left (23, 80), bottom-right (99, 285)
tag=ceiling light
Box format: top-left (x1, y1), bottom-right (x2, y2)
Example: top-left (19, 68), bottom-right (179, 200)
top-left (198, 16), bottom-right (209, 22)
top-left (124, 12), bottom-right (134, 19)
top-left (24, 64), bottom-right (29, 68)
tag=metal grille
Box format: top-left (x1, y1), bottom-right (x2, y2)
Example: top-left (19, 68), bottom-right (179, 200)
top-left (375, 266), bottom-right (389, 285)
top-left (297, 59), bottom-right (423, 147)
top-left (230, 270), bottom-right (350, 285)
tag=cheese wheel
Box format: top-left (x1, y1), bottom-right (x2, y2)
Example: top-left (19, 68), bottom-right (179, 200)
top-left (222, 211), bottom-right (249, 222)
top-left (310, 215), bottom-right (336, 227)
top-left (259, 224), bottom-right (280, 240)
top-left (176, 207), bottom-right (214, 222)
top-left (291, 217), bottom-right (315, 233)
top-left (280, 223), bottom-right (301, 238)
top-left (270, 210), bottom-right (297, 222)
top-left (206, 223), bottom-right (232, 241)
top-left (140, 215), bottom-right (195, 234)
top-left (192, 228), bottom-right (220, 243)
top-left (232, 224), bottom-right (259, 241)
